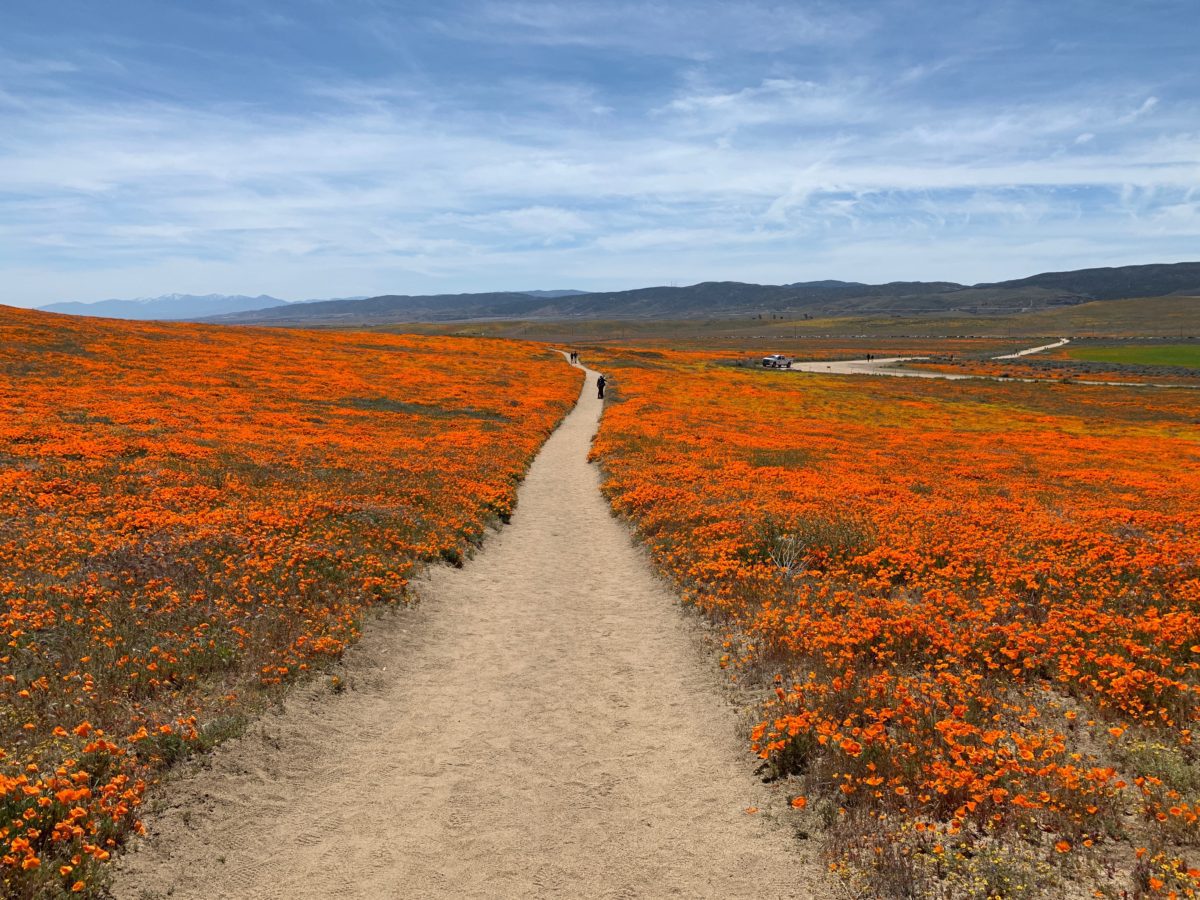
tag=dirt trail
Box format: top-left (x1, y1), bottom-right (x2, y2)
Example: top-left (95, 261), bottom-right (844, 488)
top-left (991, 337), bottom-right (1070, 360)
top-left (787, 339), bottom-right (1193, 388)
top-left (113, 361), bottom-right (821, 899)
top-left (788, 339), bottom-right (1072, 379)
top-left (788, 355), bottom-right (973, 378)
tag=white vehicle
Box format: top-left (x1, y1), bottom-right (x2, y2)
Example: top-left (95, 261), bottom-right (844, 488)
top-left (761, 354), bottom-right (794, 369)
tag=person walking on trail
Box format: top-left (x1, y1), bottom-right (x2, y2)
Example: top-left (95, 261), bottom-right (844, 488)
top-left (596, 374), bottom-right (607, 399)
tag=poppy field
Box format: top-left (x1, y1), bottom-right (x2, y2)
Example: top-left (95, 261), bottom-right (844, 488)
top-left (0, 306), bottom-right (580, 897)
top-left (589, 348), bottom-right (1200, 897)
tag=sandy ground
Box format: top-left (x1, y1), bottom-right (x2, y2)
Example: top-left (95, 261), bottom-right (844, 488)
top-left (991, 337), bottom-right (1070, 359)
top-left (786, 339), bottom-right (1191, 388)
top-left (111, 361), bottom-right (823, 900)
top-left (788, 355), bottom-right (971, 378)
top-left (788, 338), bottom-right (1072, 379)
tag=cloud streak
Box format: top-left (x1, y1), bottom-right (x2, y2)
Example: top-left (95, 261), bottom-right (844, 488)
top-left (0, 0), bottom-right (1197, 304)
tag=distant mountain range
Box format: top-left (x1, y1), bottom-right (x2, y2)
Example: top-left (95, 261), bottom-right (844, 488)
top-left (516, 289), bottom-right (591, 299)
top-left (36, 290), bottom-right (585, 321)
top-left (35, 263), bottom-right (1200, 325)
top-left (205, 262), bottom-right (1200, 326)
top-left (37, 293), bottom-right (375, 321)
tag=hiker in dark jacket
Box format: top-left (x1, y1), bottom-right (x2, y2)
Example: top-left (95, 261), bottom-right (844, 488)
top-left (596, 374), bottom-right (606, 399)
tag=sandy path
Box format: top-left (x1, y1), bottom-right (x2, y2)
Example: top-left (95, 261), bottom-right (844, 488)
top-left (786, 339), bottom-right (1193, 388)
top-left (991, 337), bottom-right (1070, 359)
top-left (788, 355), bottom-right (972, 378)
top-left (112, 361), bottom-right (821, 900)
top-left (789, 339), bottom-right (1071, 379)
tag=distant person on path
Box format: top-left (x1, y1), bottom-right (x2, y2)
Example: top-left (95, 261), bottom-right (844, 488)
top-left (597, 374), bottom-right (606, 399)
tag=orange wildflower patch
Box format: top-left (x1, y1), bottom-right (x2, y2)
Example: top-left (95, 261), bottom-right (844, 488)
top-left (590, 348), bottom-right (1200, 894)
top-left (0, 306), bottom-right (579, 895)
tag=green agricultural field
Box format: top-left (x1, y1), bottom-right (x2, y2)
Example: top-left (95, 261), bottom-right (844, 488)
top-left (1067, 343), bottom-right (1200, 368)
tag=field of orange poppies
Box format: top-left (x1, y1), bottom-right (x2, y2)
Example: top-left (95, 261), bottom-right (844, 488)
top-left (0, 307), bottom-right (579, 897)
top-left (590, 348), bottom-right (1200, 897)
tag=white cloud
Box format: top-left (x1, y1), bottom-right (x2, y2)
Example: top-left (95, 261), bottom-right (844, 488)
top-left (2, 2), bottom-right (1198, 305)
top-left (660, 77), bottom-right (870, 133)
top-left (439, 206), bottom-right (591, 237)
top-left (1117, 95), bottom-right (1160, 124)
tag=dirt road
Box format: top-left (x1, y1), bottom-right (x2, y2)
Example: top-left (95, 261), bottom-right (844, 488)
top-left (788, 339), bottom-right (1072, 379)
top-left (112, 361), bottom-right (820, 899)
top-left (788, 355), bottom-right (973, 378)
top-left (783, 339), bottom-right (1192, 388)
top-left (991, 338), bottom-right (1071, 360)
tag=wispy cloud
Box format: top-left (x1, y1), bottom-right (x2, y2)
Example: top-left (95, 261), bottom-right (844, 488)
top-left (0, 0), bottom-right (1197, 303)
top-left (1117, 95), bottom-right (1160, 124)
top-left (435, 1), bottom-right (868, 57)
top-left (660, 77), bottom-right (872, 134)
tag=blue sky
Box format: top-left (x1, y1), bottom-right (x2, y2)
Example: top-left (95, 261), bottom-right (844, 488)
top-left (1, 0), bottom-right (1197, 305)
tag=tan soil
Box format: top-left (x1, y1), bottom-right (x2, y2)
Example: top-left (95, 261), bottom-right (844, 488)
top-left (788, 355), bottom-right (973, 378)
top-left (787, 339), bottom-right (1190, 387)
top-left (788, 341), bottom-right (1070, 378)
top-left (111, 361), bottom-right (824, 899)
top-left (991, 338), bottom-right (1071, 359)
